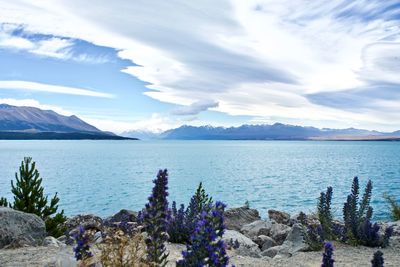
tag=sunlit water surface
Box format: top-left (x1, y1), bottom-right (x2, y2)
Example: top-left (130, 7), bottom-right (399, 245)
top-left (0, 140), bottom-right (399, 220)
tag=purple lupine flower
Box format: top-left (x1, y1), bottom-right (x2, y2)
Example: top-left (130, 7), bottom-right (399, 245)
top-left (167, 201), bottom-right (190, 243)
top-left (142, 169), bottom-right (170, 266)
top-left (371, 250), bottom-right (384, 267)
top-left (321, 242), bottom-right (334, 267)
top-left (177, 201), bottom-right (230, 267)
top-left (357, 218), bottom-right (381, 247)
top-left (72, 225), bottom-right (93, 262)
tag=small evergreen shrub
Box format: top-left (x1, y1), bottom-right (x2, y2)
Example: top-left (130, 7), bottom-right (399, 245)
top-left (2, 157), bottom-right (66, 237)
top-left (177, 201), bottom-right (230, 267)
top-left (0, 197), bottom-right (8, 207)
top-left (371, 250), bottom-right (384, 267)
top-left (185, 182), bottom-right (213, 234)
top-left (167, 182), bottom-right (213, 244)
top-left (383, 193), bottom-right (400, 221)
top-left (318, 186), bottom-right (333, 239)
top-left (321, 242), bottom-right (334, 267)
top-left (142, 169), bottom-right (170, 266)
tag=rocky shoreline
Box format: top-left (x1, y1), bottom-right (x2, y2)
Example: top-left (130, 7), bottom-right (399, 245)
top-left (1, 206), bottom-right (400, 266)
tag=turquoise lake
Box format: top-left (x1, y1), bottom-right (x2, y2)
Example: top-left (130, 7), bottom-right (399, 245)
top-left (0, 140), bottom-right (399, 220)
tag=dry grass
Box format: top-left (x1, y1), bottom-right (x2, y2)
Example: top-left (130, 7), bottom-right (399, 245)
top-left (97, 228), bottom-right (151, 267)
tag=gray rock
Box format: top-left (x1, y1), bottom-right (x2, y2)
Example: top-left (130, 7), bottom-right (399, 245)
top-left (262, 224), bottom-right (308, 259)
top-left (252, 235), bottom-right (269, 247)
top-left (43, 236), bottom-right (64, 248)
top-left (0, 207), bottom-right (46, 248)
top-left (379, 220), bottom-right (400, 237)
top-left (262, 237), bottom-right (278, 251)
top-left (64, 214), bottom-right (103, 233)
top-left (268, 209), bottom-right (291, 225)
top-left (0, 245), bottom-right (76, 267)
top-left (224, 206), bottom-right (260, 231)
top-left (241, 220), bottom-right (273, 238)
top-left (223, 230), bottom-right (261, 257)
top-left (261, 245), bottom-right (281, 258)
top-left (235, 246), bottom-right (262, 258)
top-left (105, 209), bottom-right (138, 224)
top-left (270, 223), bottom-right (291, 245)
top-left (57, 235), bottom-right (67, 242)
top-left (281, 223), bottom-right (308, 253)
top-left (93, 231), bottom-right (103, 244)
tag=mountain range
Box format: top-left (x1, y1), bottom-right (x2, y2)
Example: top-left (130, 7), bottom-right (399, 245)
top-left (1, 104), bottom-right (399, 141)
top-left (0, 104), bottom-right (134, 140)
top-left (123, 124), bottom-right (400, 141)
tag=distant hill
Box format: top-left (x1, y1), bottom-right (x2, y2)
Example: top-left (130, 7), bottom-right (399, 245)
top-left (123, 123), bottom-right (400, 140)
top-left (121, 130), bottom-right (162, 140)
top-left (0, 104), bottom-right (136, 140)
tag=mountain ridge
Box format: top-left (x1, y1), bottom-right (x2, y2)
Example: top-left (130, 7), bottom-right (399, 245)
top-left (0, 104), bottom-right (135, 140)
top-left (123, 123), bottom-right (400, 140)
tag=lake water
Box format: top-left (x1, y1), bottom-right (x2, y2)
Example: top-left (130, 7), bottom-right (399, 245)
top-left (0, 140), bottom-right (399, 220)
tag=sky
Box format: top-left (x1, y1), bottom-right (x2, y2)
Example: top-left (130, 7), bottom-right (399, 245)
top-left (0, 0), bottom-right (399, 133)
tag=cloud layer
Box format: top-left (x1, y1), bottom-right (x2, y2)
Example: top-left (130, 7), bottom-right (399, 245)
top-left (0, 0), bottom-right (399, 130)
top-left (0, 80), bottom-right (114, 98)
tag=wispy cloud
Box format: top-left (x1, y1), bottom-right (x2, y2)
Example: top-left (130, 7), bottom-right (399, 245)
top-left (171, 100), bottom-right (218, 116)
top-left (0, 1), bottom-right (399, 130)
top-left (0, 80), bottom-right (114, 98)
top-left (0, 23), bottom-right (109, 63)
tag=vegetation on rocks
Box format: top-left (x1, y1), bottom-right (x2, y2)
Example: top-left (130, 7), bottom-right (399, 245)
top-left (177, 201), bottom-right (230, 266)
top-left (168, 182), bottom-right (213, 244)
top-left (383, 193), bottom-right (400, 221)
top-left (0, 157), bottom-right (66, 237)
top-left (98, 227), bottom-right (149, 267)
top-left (321, 242), bottom-right (334, 267)
top-left (318, 187), bottom-right (333, 240)
top-left (72, 226), bottom-right (94, 265)
top-left (307, 177), bottom-right (393, 251)
top-left (1, 158), bottom-right (398, 266)
top-left (342, 177), bottom-right (391, 247)
top-left (371, 250), bottom-right (384, 267)
top-left (141, 169), bottom-right (170, 266)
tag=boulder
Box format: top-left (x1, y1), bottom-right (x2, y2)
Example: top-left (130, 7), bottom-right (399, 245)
top-left (223, 230), bottom-right (261, 257)
top-left (0, 245), bottom-right (75, 266)
top-left (104, 209), bottom-right (139, 234)
top-left (64, 214), bottom-right (103, 233)
top-left (268, 209), bottom-right (290, 225)
top-left (378, 220), bottom-right (400, 237)
top-left (0, 207), bottom-right (46, 248)
top-left (260, 245), bottom-right (281, 258)
top-left (224, 206), bottom-right (260, 231)
top-left (43, 236), bottom-right (64, 248)
top-left (252, 235), bottom-right (277, 251)
top-left (105, 209), bottom-right (138, 224)
top-left (270, 223), bottom-right (291, 245)
top-left (262, 224), bottom-right (308, 259)
top-left (240, 220), bottom-right (273, 238)
top-left (281, 223), bottom-right (308, 253)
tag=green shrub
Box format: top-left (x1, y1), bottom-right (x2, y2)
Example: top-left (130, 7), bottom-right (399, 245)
top-left (383, 193), bottom-right (400, 221)
top-left (168, 182), bottom-right (213, 244)
top-left (3, 157), bottom-right (66, 237)
top-left (0, 197), bottom-right (8, 207)
top-left (318, 186), bottom-right (333, 240)
top-left (342, 177), bottom-right (391, 247)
